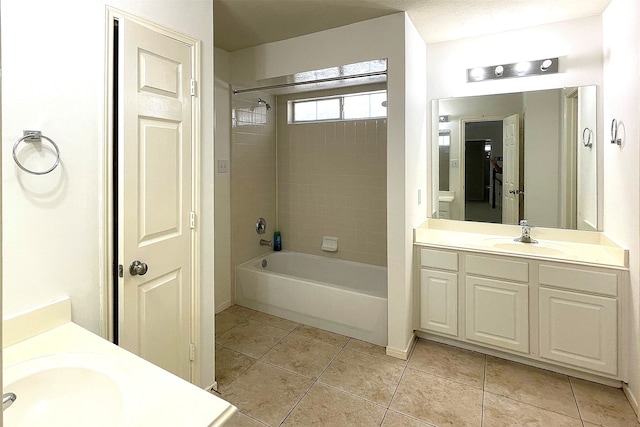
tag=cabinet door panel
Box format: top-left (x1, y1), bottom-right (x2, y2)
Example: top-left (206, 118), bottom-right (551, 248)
top-left (539, 287), bottom-right (617, 375)
top-left (466, 276), bottom-right (529, 353)
top-left (420, 269), bottom-right (458, 336)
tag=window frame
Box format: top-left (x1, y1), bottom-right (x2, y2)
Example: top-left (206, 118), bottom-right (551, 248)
top-left (289, 90), bottom-right (387, 124)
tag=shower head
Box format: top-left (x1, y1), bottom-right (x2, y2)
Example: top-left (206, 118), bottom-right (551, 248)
top-left (257, 98), bottom-right (271, 110)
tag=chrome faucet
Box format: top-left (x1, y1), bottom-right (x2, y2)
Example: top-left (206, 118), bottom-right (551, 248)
top-left (260, 239), bottom-right (272, 247)
top-left (3, 393), bottom-right (16, 411)
top-left (515, 220), bottom-right (537, 243)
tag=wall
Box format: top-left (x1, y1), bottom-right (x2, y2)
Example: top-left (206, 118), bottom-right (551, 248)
top-left (427, 16), bottom-right (604, 218)
top-left (1, 0), bottom-right (217, 386)
top-left (230, 92), bottom-right (277, 292)
top-left (277, 87), bottom-right (387, 266)
top-left (214, 47), bottom-right (232, 312)
top-left (229, 13), bottom-right (427, 356)
top-left (602, 0), bottom-right (640, 415)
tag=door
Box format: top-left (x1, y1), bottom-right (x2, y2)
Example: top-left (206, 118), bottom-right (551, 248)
top-left (465, 276), bottom-right (529, 353)
top-left (118, 17), bottom-right (194, 381)
top-left (420, 269), bottom-right (458, 336)
top-left (502, 114), bottom-right (520, 224)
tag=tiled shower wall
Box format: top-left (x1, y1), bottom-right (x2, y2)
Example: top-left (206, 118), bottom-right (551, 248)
top-left (230, 92), bottom-right (277, 281)
top-left (277, 92), bottom-right (387, 266)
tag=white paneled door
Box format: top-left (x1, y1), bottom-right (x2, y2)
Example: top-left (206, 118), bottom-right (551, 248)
top-left (118, 17), bottom-right (195, 382)
top-left (502, 114), bottom-right (520, 224)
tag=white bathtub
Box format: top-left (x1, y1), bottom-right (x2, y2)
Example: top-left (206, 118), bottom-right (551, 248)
top-left (235, 251), bottom-right (388, 346)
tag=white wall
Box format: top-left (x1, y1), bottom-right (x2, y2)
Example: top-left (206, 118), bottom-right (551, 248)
top-left (214, 47), bottom-right (232, 313)
top-left (603, 0), bottom-right (640, 414)
top-left (1, 0), bottom-right (217, 387)
top-left (228, 13), bottom-right (427, 355)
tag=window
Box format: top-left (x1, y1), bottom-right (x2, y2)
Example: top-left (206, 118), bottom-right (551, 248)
top-left (290, 91), bottom-right (387, 123)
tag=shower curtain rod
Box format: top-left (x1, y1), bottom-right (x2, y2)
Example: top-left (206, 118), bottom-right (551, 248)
top-left (232, 71), bottom-right (387, 94)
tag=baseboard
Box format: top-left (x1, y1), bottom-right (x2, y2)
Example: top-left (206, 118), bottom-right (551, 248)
top-left (623, 383), bottom-right (640, 420)
top-left (206, 381), bottom-right (219, 394)
top-left (215, 300), bottom-right (232, 314)
top-left (386, 333), bottom-right (417, 360)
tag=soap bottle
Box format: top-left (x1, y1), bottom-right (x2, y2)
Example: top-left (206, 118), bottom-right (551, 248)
top-left (274, 231), bottom-right (282, 251)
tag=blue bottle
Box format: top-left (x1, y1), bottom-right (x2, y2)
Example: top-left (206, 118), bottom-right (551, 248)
top-left (274, 231), bottom-right (282, 251)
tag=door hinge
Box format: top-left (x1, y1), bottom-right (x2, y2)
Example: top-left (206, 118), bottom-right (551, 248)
top-left (189, 343), bottom-right (196, 361)
top-left (118, 264), bottom-right (124, 278)
top-left (190, 211), bottom-right (196, 229)
top-left (190, 79), bottom-right (196, 97)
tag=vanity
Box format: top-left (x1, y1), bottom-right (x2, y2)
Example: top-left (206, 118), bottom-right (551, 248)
top-left (414, 219), bottom-right (629, 383)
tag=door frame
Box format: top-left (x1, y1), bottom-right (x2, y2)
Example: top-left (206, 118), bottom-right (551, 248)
top-left (102, 7), bottom-right (202, 384)
top-left (459, 116), bottom-right (505, 221)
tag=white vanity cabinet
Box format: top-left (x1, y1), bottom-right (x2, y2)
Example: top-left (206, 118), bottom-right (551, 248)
top-left (418, 248), bottom-right (458, 336)
top-left (538, 264), bottom-right (618, 375)
top-left (415, 243), bottom-right (627, 380)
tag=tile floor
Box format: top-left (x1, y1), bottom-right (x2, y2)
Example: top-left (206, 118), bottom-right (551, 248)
top-left (215, 305), bottom-right (638, 427)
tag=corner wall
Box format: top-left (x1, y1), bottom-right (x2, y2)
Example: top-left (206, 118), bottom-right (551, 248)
top-left (602, 0), bottom-right (640, 414)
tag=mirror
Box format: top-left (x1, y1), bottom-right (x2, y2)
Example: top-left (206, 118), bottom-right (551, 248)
top-left (433, 86), bottom-right (599, 231)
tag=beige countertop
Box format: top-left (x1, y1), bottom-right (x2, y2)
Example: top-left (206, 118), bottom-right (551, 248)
top-left (415, 219), bottom-right (628, 268)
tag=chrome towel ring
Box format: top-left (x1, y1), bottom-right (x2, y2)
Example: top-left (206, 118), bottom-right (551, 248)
top-left (582, 127), bottom-right (593, 148)
top-left (12, 130), bottom-right (60, 175)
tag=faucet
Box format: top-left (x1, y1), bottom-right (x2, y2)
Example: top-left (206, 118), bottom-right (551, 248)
top-left (514, 220), bottom-right (537, 243)
top-left (260, 239), bottom-right (272, 247)
top-left (3, 393), bottom-right (16, 411)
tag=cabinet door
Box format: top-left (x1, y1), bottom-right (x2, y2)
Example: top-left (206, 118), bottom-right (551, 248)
top-left (420, 269), bottom-right (458, 336)
top-left (539, 287), bottom-right (617, 375)
top-left (466, 276), bottom-right (529, 353)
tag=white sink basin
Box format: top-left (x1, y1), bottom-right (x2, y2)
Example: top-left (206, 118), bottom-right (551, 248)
top-left (480, 238), bottom-right (570, 257)
top-left (3, 352), bottom-right (140, 427)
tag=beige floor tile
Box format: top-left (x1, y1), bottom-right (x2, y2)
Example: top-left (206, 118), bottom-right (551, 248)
top-left (262, 333), bottom-right (341, 379)
top-left (319, 348), bottom-right (405, 406)
top-left (390, 368), bottom-right (483, 427)
top-left (408, 340), bottom-right (485, 389)
top-left (282, 383), bottom-right (386, 426)
top-left (217, 319), bottom-right (289, 358)
top-left (215, 344), bottom-right (257, 390)
top-left (224, 412), bottom-right (268, 427)
top-left (345, 338), bottom-right (407, 366)
top-left (571, 377), bottom-right (640, 426)
top-left (225, 305), bottom-right (257, 318)
top-left (483, 392), bottom-right (582, 426)
top-left (249, 311), bottom-right (300, 331)
top-left (291, 324), bottom-right (350, 347)
top-left (216, 311), bottom-right (249, 337)
top-left (485, 356), bottom-right (579, 418)
top-left (381, 410), bottom-right (436, 427)
top-left (221, 362), bottom-right (312, 426)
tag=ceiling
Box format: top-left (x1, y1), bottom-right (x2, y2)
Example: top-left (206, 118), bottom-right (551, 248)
top-left (214, 0), bottom-right (612, 52)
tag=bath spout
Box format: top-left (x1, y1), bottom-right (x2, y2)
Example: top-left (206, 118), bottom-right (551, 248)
top-left (260, 239), bottom-right (272, 247)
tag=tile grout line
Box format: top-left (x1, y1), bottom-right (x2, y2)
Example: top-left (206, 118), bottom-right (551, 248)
top-left (568, 376), bottom-right (587, 426)
top-left (481, 355), bottom-right (487, 427)
top-left (278, 338), bottom-right (352, 426)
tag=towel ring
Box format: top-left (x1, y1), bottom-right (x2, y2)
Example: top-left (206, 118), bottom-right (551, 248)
top-left (12, 131), bottom-right (60, 175)
top-left (582, 127), bottom-right (593, 148)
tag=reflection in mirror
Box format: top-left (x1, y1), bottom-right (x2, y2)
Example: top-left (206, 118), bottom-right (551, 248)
top-left (434, 86), bottom-right (599, 230)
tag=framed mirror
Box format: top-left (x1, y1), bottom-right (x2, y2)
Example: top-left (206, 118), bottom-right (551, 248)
top-left (432, 86), bottom-right (600, 231)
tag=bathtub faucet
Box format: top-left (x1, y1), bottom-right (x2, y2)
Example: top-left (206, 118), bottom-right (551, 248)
top-left (260, 239), bottom-right (272, 247)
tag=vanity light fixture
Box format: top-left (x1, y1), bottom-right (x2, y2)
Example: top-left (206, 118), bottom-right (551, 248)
top-left (467, 58), bottom-right (559, 82)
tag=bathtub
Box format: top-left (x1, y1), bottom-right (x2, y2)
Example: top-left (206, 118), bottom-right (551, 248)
top-left (235, 251), bottom-right (388, 346)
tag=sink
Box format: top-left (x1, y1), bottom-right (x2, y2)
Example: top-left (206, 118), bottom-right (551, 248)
top-left (480, 238), bottom-right (570, 257)
top-left (3, 352), bottom-right (140, 427)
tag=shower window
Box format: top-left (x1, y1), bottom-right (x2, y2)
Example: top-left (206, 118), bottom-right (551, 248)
top-left (290, 90), bottom-right (387, 123)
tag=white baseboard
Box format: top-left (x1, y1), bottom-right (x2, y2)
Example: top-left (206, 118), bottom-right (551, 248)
top-left (386, 333), bottom-right (417, 360)
top-left (215, 300), bottom-right (232, 314)
top-left (623, 383), bottom-right (639, 420)
top-left (206, 381), bottom-right (219, 394)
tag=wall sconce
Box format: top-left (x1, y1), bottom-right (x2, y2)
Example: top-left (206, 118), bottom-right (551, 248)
top-left (611, 119), bottom-right (622, 146)
top-left (467, 58), bottom-right (559, 83)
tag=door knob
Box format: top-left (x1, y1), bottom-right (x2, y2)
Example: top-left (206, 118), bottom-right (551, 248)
top-left (129, 260), bottom-right (148, 276)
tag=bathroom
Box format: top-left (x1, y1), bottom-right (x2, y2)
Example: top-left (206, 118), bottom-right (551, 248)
top-left (1, 0), bottom-right (639, 425)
